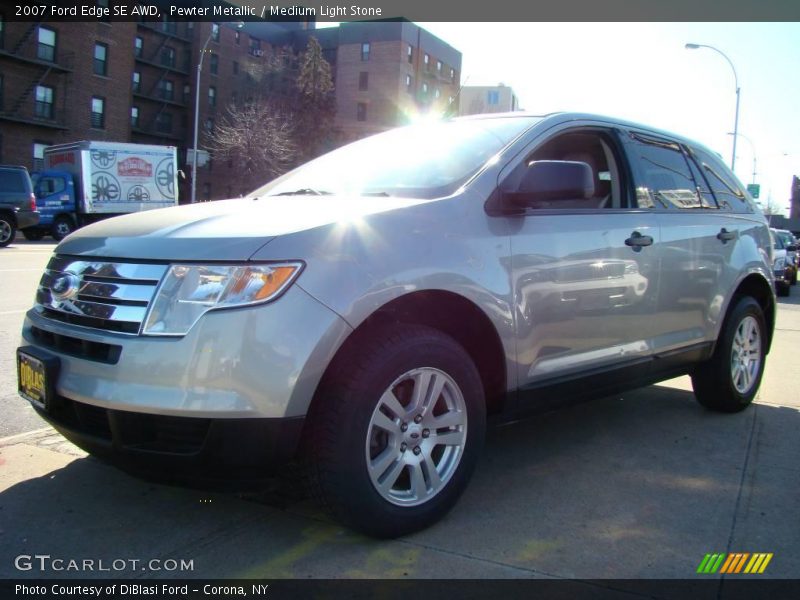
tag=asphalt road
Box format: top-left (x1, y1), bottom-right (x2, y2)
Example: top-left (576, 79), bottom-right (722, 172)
top-left (0, 235), bottom-right (798, 585)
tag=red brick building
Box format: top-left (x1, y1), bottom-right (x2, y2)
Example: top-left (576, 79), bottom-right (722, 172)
top-left (0, 18), bottom-right (460, 201)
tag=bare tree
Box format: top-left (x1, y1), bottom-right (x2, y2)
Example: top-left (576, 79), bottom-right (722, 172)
top-left (761, 194), bottom-right (786, 217)
top-left (206, 101), bottom-right (297, 192)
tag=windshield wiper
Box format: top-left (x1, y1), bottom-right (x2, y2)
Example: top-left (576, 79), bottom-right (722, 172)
top-left (271, 188), bottom-right (332, 196)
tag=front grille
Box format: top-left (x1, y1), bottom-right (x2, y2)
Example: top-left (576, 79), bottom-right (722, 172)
top-left (30, 326), bottom-right (122, 364)
top-left (35, 256), bottom-right (168, 335)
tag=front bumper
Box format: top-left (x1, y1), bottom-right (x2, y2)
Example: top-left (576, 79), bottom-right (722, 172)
top-left (21, 285), bottom-right (351, 419)
top-left (31, 396), bottom-right (304, 485)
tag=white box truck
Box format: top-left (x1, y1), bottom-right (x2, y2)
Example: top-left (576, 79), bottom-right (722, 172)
top-left (26, 141), bottom-right (178, 240)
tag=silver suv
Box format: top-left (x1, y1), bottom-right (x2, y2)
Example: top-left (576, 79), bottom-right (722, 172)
top-left (17, 113), bottom-right (775, 537)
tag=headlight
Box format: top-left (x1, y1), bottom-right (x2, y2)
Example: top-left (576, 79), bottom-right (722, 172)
top-left (142, 262), bottom-right (303, 336)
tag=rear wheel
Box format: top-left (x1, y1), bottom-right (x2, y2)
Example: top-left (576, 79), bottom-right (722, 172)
top-left (692, 296), bottom-right (766, 413)
top-left (22, 228), bottom-right (45, 241)
top-left (305, 324), bottom-right (485, 538)
top-left (0, 214), bottom-right (16, 247)
top-left (51, 216), bottom-right (75, 241)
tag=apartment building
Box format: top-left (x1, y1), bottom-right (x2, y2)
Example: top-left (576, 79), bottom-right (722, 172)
top-left (0, 17), bottom-right (460, 200)
top-left (459, 84), bottom-right (520, 116)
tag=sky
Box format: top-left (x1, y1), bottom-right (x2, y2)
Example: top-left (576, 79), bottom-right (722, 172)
top-left (325, 22), bottom-right (800, 215)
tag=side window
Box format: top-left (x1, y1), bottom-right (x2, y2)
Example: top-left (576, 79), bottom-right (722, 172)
top-left (689, 147), bottom-right (749, 212)
top-left (625, 132), bottom-right (704, 210)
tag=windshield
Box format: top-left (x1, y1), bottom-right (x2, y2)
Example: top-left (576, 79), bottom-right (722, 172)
top-left (251, 117), bottom-right (539, 199)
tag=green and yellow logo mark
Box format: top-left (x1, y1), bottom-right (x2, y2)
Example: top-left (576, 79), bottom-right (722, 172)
top-left (696, 553), bottom-right (773, 574)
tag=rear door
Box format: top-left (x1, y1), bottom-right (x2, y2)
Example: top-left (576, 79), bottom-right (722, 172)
top-left (620, 130), bottom-right (756, 353)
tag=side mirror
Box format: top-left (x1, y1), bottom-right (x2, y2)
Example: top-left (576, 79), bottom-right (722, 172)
top-left (506, 160), bottom-right (594, 207)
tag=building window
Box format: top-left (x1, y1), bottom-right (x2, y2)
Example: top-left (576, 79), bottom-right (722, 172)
top-left (357, 102), bottom-right (367, 122)
top-left (91, 97), bottom-right (105, 128)
top-left (93, 43), bottom-right (108, 76)
top-left (211, 23), bottom-right (220, 42)
top-left (37, 27), bottom-right (56, 62)
top-left (34, 85), bottom-right (54, 119)
top-left (405, 74), bottom-right (412, 91)
top-left (424, 53), bottom-right (430, 70)
top-left (434, 88), bottom-right (440, 99)
top-left (155, 111), bottom-right (172, 133)
top-left (161, 46), bottom-right (175, 68)
top-left (183, 84), bottom-right (190, 103)
top-left (132, 71), bottom-right (141, 93)
top-left (208, 86), bottom-right (216, 108)
top-left (134, 36), bottom-right (143, 58)
top-left (130, 106), bottom-right (139, 128)
top-left (487, 90), bottom-right (499, 105)
top-left (361, 42), bottom-right (370, 62)
top-left (33, 143), bottom-right (49, 170)
top-left (358, 71), bottom-right (368, 91)
top-left (161, 19), bottom-right (176, 35)
top-left (450, 68), bottom-right (455, 81)
top-left (209, 54), bottom-right (218, 75)
top-left (159, 79), bottom-right (174, 101)
top-left (407, 45), bottom-right (413, 64)
top-left (249, 38), bottom-right (262, 56)
top-left (422, 82), bottom-right (428, 95)
top-left (436, 60), bottom-right (442, 74)
top-left (232, 60), bottom-right (239, 75)
top-left (204, 117), bottom-right (214, 132)
top-left (235, 31), bottom-right (241, 45)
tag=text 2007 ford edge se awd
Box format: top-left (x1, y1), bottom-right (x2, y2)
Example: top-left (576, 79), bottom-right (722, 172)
top-left (18, 113), bottom-right (775, 537)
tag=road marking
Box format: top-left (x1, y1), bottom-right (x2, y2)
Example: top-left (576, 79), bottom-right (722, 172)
top-left (0, 309), bottom-right (28, 315)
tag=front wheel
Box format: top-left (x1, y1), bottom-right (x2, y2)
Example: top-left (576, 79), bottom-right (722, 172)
top-left (305, 325), bottom-right (486, 538)
top-left (51, 216), bottom-right (75, 241)
top-left (692, 296), bottom-right (767, 413)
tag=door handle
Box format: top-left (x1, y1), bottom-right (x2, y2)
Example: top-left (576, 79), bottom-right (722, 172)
top-left (625, 231), bottom-right (653, 249)
top-left (717, 228), bottom-right (737, 243)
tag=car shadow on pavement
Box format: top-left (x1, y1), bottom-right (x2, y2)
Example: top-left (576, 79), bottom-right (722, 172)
top-left (1, 385), bottom-right (798, 580)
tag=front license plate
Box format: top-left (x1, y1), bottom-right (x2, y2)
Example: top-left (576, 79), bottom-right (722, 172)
top-left (17, 350), bottom-right (51, 409)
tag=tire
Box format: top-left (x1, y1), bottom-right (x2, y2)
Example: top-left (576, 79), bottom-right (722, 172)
top-left (0, 214), bottom-right (16, 248)
top-left (305, 324), bottom-right (486, 538)
top-left (691, 296), bottom-right (767, 413)
top-left (51, 216), bottom-right (75, 241)
top-left (22, 228), bottom-right (45, 241)
top-left (776, 282), bottom-right (790, 298)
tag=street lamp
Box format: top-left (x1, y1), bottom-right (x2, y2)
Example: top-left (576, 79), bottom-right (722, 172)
top-left (191, 22), bottom-right (244, 204)
top-left (685, 43), bottom-right (740, 173)
top-left (728, 132), bottom-right (757, 185)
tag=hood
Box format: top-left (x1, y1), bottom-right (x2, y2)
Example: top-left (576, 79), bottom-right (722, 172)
top-left (56, 195), bottom-right (430, 261)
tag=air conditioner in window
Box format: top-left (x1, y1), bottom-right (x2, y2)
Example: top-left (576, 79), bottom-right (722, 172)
top-left (252, 49), bottom-right (264, 57)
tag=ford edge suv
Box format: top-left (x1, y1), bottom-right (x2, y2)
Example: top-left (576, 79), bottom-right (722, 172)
top-left (17, 113), bottom-right (775, 537)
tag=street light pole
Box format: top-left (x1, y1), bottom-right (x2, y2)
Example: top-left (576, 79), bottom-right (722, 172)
top-left (728, 132), bottom-right (757, 185)
top-left (190, 29), bottom-right (215, 204)
top-left (685, 43), bottom-right (740, 173)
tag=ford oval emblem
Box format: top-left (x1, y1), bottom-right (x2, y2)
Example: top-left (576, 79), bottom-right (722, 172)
top-left (51, 273), bottom-right (81, 301)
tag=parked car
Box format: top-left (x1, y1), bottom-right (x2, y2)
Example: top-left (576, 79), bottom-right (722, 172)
top-left (771, 228), bottom-right (798, 286)
top-left (18, 113), bottom-right (776, 538)
top-left (0, 164), bottom-right (39, 247)
top-left (771, 228), bottom-right (793, 297)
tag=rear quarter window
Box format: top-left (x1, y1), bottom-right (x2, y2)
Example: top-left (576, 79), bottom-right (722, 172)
top-left (688, 147), bottom-right (752, 213)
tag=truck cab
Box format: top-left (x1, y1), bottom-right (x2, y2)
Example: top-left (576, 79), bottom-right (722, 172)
top-left (27, 170), bottom-right (77, 241)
